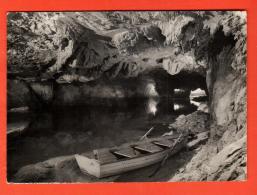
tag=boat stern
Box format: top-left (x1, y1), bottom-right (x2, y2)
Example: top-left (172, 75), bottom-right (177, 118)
top-left (74, 154), bottom-right (101, 178)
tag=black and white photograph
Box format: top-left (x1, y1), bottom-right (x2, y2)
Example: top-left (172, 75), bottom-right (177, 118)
top-left (7, 11), bottom-right (246, 183)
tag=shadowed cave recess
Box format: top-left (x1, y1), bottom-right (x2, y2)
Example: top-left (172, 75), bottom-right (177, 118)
top-left (7, 11), bottom-right (246, 182)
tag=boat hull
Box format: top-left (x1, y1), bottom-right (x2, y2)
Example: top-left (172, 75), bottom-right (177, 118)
top-left (75, 137), bottom-right (187, 178)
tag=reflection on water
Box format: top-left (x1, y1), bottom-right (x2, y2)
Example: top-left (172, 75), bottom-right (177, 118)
top-left (174, 103), bottom-right (185, 111)
top-left (7, 97), bottom-right (198, 178)
top-left (146, 98), bottom-right (158, 115)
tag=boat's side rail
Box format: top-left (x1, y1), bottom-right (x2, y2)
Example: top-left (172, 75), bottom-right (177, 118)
top-left (98, 134), bottom-right (186, 164)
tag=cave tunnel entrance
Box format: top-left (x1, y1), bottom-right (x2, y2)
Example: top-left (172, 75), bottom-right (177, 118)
top-left (139, 68), bottom-right (209, 115)
top-left (143, 68), bottom-right (208, 99)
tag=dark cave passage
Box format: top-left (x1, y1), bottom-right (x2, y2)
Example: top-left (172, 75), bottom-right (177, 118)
top-left (143, 68), bottom-right (208, 98)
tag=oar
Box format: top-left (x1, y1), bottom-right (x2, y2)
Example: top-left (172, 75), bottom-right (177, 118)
top-left (149, 133), bottom-right (184, 177)
top-left (140, 127), bottom-right (154, 141)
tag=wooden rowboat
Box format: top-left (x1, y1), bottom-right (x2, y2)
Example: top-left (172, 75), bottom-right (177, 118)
top-left (75, 133), bottom-right (187, 178)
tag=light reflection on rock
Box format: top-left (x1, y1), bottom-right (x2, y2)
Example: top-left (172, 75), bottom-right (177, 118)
top-left (145, 83), bottom-right (159, 97)
top-left (190, 88), bottom-right (206, 98)
top-left (190, 99), bottom-right (201, 107)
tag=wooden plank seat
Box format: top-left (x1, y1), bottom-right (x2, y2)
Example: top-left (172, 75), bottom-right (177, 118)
top-left (93, 149), bottom-right (119, 164)
top-left (79, 134), bottom-right (183, 165)
top-left (152, 139), bottom-right (174, 148)
top-left (133, 142), bottom-right (163, 153)
top-left (111, 147), bottom-right (139, 158)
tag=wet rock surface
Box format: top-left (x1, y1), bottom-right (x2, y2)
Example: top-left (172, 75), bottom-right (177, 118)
top-left (165, 111), bottom-right (209, 134)
top-left (171, 134), bottom-right (246, 181)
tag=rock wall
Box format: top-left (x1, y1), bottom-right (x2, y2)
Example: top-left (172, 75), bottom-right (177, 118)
top-left (170, 11), bottom-right (247, 181)
top-left (7, 12), bottom-right (208, 82)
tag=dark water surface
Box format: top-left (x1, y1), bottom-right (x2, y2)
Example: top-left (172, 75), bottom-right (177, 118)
top-left (7, 97), bottom-right (197, 178)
